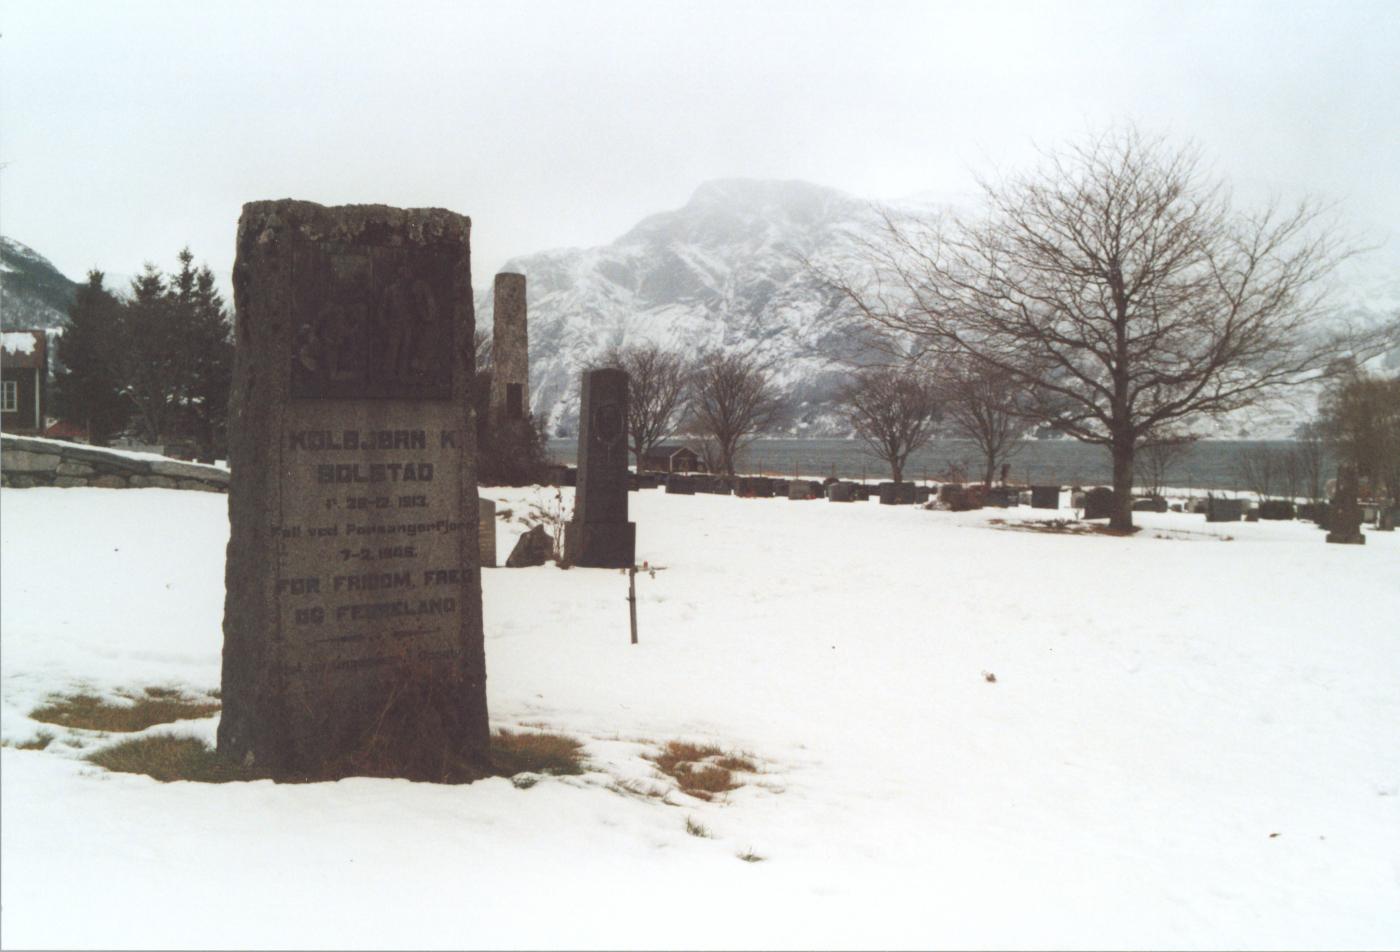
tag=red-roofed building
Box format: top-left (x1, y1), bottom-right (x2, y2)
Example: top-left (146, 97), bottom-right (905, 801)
top-left (1, 330), bottom-right (48, 436)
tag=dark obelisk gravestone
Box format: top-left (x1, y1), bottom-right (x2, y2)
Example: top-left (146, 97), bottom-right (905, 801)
top-left (219, 200), bottom-right (489, 781)
top-left (1325, 465), bottom-right (1366, 545)
top-left (566, 368), bottom-right (635, 568)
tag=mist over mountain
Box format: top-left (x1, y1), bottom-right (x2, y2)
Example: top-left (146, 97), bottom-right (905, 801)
top-left (478, 178), bottom-right (886, 435)
top-left (0, 237), bottom-right (78, 329)
top-left (481, 178), bottom-right (1400, 438)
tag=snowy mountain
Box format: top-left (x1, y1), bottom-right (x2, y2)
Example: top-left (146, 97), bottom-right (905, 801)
top-left (481, 179), bottom-right (1400, 438)
top-left (0, 237), bottom-right (78, 330)
top-left (480, 179), bottom-right (886, 435)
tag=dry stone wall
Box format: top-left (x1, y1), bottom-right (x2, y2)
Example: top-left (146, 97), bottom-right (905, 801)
top-left (0, 434), bottom-right (229, 492)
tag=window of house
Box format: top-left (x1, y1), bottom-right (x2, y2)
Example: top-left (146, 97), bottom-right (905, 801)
top-left (1, 379), bottom-right (16, 413)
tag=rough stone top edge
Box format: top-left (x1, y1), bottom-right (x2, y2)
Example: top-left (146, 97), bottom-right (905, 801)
top-left (494, 272), bottom-right (526, 283)
top-left (237, 199), bottom-right (471, 245)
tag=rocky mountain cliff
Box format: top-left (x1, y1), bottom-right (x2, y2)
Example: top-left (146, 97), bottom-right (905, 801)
top-left (0, 237), bottom-right (78, 330)
top-left (479, 179), bottom-right (884, 435)
top-left (480, 179), bottom-right (1400, 438)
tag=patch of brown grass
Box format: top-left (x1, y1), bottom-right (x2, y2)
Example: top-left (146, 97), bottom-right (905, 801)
top-left (85, 736), bottom-right (263, 783)
top-left (648, 740), bottom-right (756, 801)
top-left (490, 729), bottom-right (585, 777)
top-left (30, 692), bottom-right (221, 732)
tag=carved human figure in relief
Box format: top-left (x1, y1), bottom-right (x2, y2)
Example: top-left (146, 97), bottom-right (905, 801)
top-left (378, 264), bottom-right (438, 382)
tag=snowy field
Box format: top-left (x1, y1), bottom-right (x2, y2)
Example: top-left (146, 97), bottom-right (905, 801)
top-left (2, 485), bottom-right (1398, 950)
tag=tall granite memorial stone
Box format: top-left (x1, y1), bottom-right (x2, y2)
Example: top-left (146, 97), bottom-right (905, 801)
top-left (491, 272), bottom-right (528, 425)
top-left (566, 368), bottom-right (635, 568)
top-left (219, 200), bottom-right (489, 781)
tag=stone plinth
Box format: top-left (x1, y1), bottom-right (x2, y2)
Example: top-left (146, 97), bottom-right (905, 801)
top-left (565, 369), bottom-right (635, 567)
top-left (1206, 496), bottom-right (1244, 523)
top-left (1030, 485), bottom-right (1061, 509)
top-left (490, 273), bottom-right (528, 425)
top-left (219, 200), bottom-right (488, 781)
top-left (1083, 487), bottom-right (1114, 519)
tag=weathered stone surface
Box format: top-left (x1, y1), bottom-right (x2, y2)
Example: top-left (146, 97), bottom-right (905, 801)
top-left (665, 475), bottom-right (695, 495)
top-left (54, 461), bottom-right (95, 477)
top-left (479, 497), bottom-right (496, 568)
top-left (128, 474), bottom-right (177, 489)
top-left (3, 449), bottom-right (61, 472)
top-left (91, 475), bottom-right (128, 489)
top-left (1083, 487), bottom-right (1114, 520)
top-left (565, 368), bottom-right (635, 568)
top-left (828, 481), bottom-right (854, 502)
top-left (1030, 485), bottom-right (1061, 509)
top-left (490, 273), bottom-right (528, 425)
top-left (53, 476), bottom-right (88, 488)
top-left (506, 524), bottom-right (552, 567)
top-left (788, 479), bottom-right (817, 500)
top-left (1206, 496), bottom-right (1244, 523)
top-left (878, 482), bottom-right (915, 505)
top-left (218, 199), bottom-right (488, 781)
top-left (1258, 500), bottom-right (1295, 520)
top-left (1132, 496), bottom-right (1167, 512)
top-left (4, 473), bottom-right (36, 488)
top-left (1326, 466), bottom-right (1366, 545)
top-left (985, 487), bottom-right (1014, 508)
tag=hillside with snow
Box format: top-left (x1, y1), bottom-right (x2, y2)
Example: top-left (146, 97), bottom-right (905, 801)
top-left (479, 180), bottom-right (1400, 439)
top-left (0, 237), bottom-right (77, 330)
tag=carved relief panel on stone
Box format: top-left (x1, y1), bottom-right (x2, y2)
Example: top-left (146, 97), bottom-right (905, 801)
top-left (291, 245), bottom-right (455, 400)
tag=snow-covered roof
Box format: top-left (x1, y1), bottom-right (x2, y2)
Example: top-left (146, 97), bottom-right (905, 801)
top-left (2, 331), bottom-right (39, 356)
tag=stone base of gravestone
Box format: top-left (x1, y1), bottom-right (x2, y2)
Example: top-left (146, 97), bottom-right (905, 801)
top-left (479, 497), bottom-right (497, 568)
top-left (1132, 496), bottom-right (1168, 512)
top-left (1030, 485), bottom-right (1060, 509)
top-left (788, 480), bottom-right (816, 500)
top-left (828, 481), bottom-right (854, 502)
top-left (771, 479), bottom-right (790, 497)
top-left (1375, 507), bottom-right (1397, 531)
top-left (565, 521), bottom-right (637, 566)
top-left (986, 487), bottom-right (1014, 508)
top-left (636, 474), bottom-right (658, 490)
top-left (1206, 497), bottom-right (1244, 522)
top-left (1083, 487), bottom-right (1114, 520)
top-left (665, 475), bottom-right (695, 495)
top-left (850, 484), bottom-right (872, 501)
top-left (878, 482), bottom-right (915, 505)
top-left (1258, 500), bottom-right (1295, 520)
top-left (913, 486), bottom-right (932, 503)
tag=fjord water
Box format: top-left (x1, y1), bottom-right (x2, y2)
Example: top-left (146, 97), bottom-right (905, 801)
top-left (549, 438), bottom-right (1312, 492)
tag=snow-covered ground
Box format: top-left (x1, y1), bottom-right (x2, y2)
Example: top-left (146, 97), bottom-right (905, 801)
top-left (2, 486), bottom-right (1398, 950)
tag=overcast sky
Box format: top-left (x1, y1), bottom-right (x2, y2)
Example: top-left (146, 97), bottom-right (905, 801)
top-left (2, 0), bottom-right (1397, 289)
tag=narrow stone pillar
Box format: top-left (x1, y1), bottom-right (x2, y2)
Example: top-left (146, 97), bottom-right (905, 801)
top-left (219, 200), bottom-right (489, 781)
top-left (565, 368), bottom-right (635, 568)
top-left (491, 273), bottom-right (528, 424)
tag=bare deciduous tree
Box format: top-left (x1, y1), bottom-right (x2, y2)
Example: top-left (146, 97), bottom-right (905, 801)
top-left (1320, 371), bottom-right (1400, 505)
top-left (1234, 444), bottom-right (1283, 501)
top-left (686, 351), bottom-right (787, 476)
top-left (841, 366), bottom-right (941, 483)
top-left (1138, 431), bottom-right (1195, 497)
top-left (819, 125), bottom-right (1392, 530)
top-left (600, 343), bottom-right (690, 469)
top-left (937, 358), bottom-right (1024, 486)
top-left (1288, 421), bottom-right (1329, 507)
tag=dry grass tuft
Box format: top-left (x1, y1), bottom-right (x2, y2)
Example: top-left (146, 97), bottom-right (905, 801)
top-left (85, 736), bottom-right (262, 783)
top-left (14, 731), bottom-right (56, 751)
top-left (737, 850), bottom-right (766, 863)
top-left (30, 691), bottom-right (221, 733)
top-left (648, 740), bottom-right (756, 800)
top-left (490, 729), bottom-right (585, 777)
top-left (685, 816), bottom-right (712, 838)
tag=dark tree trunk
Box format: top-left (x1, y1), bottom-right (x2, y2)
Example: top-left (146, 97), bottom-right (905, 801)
top-left (983, 456), bottom-right (996, 487)
top-left (1110, 439), bottom-right (1135, 531)
top-left (891, 460), bottom-right (903, 484)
